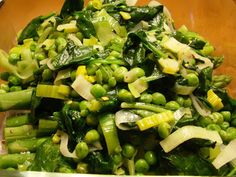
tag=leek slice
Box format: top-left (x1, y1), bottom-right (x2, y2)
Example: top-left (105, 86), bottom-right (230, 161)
top-left (71, 75), bottom-right (95, 100)
top-left (160, 125), bottom-right (222, 153)
top-left (207, 89), bottom-right (224, 111)
top-left (174, 83), bottom-right (197, 95)
top-left (212, 139), bottom-right (236, 169)
top-left (54, 68), bottom-right (72, 85)
top-left (99, 114), bottom-right (121, 155)
top-left (36, 84), bottom-right (70, 100)
top-left (136, 111), bottom-right (174, 131)
top-left (128, 77), bottom-right (148, 98)
top-left (190, 94), bottom-right (211, 117)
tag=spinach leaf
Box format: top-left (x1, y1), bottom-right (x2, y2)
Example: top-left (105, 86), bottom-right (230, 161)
top-left (75, 10), bottom-right (96, 38)
top-left (123, 32), bottom-right (146, 66)
top-left (29, 140), bottom-right (62, 172)
top-left (129, 6), bottom-right (163, 23)
top-left (50, 41), bottom-right (97, 70)
top-left (165, 148), bottom-right (217, 176)
top-left (85, 151), bottom-right (113, 174)
top-left (59, 104), bottom-right (87, 143)
top-left (60, 0), bottom-right (84, 18)
top-left (18, 13), bottom-right (54, 44)
top-left (196, 66), bottom-right (213, 94)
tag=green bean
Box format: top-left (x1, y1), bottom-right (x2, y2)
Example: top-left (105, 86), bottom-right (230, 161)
top-left (122, 144), bottom-right (136, 159)
top-left (110, 51), bottom-right (122, 58)
top-left (121, 102), bottom-right (167, 113)
top-left (96, 69), bottom-right (103, 84)
top-left (165, 101), bottom-right (180, 111)
top-left (113, 66), bottom-right (128, 82)
top-left (186, 73), bottom-right (199, 86)
top-left (144, 151), bottom-right (157, 165)
top-left (76, 162), bottom-right (89, 173)
top-left (152, 92), bottom-right (166, 105)
top-left (118, 89), bottom-right (135, 102)
top-left (130, 109), bottom-right (156, 118)
top-left (84, 129), bottom-right (100, 144)
top-left (139, 93), bottom-right (153, 103)
top-left (110, 64), bottom-right (119, 71)
top-left (90, 84), bottom-right (107, 98)
top-left (158, 122), bottom-right (171, 138)
top-left (75, 141), bottom-right (89, 160)
top-left (135, 159), bottom-right (149, 173)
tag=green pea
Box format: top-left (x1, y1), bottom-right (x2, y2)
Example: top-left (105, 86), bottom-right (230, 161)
top-left (10, 86), bottom-right (22, 92)
top-left (0, 84), bottom-right (9, 92)
top-left (102, 84), bottom-right (110, 91)
top-left (87, 99), bottom-right (101, 112)
top-left (122, 144), bottom-right (135, 159)
top-left (8, 75), bottom-right (21, 86)
top-left (198, 116), bottom-right (214, 127)
top-left (183, 98), bottom-right (192, 107)
top-left (56, 37), bottom-right (67, 52)
top-left (139, 93), bottom-right (153, 103)
top-left (84, 129), bottom-right (100, 144)
top-left (96, 69), bottom-right (103, 84)
top-left (58, 166), bottom-right (75, 173)
top-left (79, 100), bottom-right (89, 110)
top-left (105, 55), bottom-right (117, 61)
top-left (206, 124), bottom-right (221, 132)
top-left (186, 73), bottom-right (199, 86)
top-left (210, 112), bottom-right (224, 124)
top-left (87, 63), bottom-right (99, 75)
top-left (76, 32), bottom-right (84, 41)
top-left (9, 53), bottom-right (20, 65)
top-left (135, 159), bottom-right (150, 173)
top-left (112, 153), bottom-right (123, 165)
top-left (42, 69), bottom-right (53, 81)
top-left (118, 89), bottom-right (135, 102)
top-left (220, 121), bottom-right (230, 130)
top-left (76, 162), bottom-right (89, 173)
top-left (75, 142), bottom-right (89, 160)
top-left (70, 90), bottom-right (80, 98)
top-left (110, 64), bottom-right (119, 71)
top-left (165, 101), bottom-right (180, 111)
top-left (152, 92), bottom-right (166, 105)
top-left (113, 67), bottom-right (128, 82)
top-left (110, 51), bottom-right (122, 58)
top-left (108, 77), bottom-right (117, 87)
top-left (70, 70), bottom-right (77, 81)
top-left (69, 101), bottom-right (80, 110)
top-left (158, 122), bottom-right (171, 139)
top-left (124, 67), bottom-right (145, 83)
top-left (226, 127), bottom-right (236, 141)
top-left (80, 110), bottom-right (89, 117)
top-left (0, 72), bottom-right (10, 81)
top-left (86, 114), bottom-right (98, 127)
top-left (144, 151), bottom-right (157, 165)
top-left (231, 118), bottom-right (236, 127)
top-left (219, 130), bottom-right (228, 142)
top-left (48, 49), bottom-right (57, 58)
top-left (176, 96), bottom-right (184, 106)
top-left (91, 84), bottom-right (107, 98)
top-left (35, 52), bottom-right (46, 61)
top-left (220, 111), bottom-right (231, 122)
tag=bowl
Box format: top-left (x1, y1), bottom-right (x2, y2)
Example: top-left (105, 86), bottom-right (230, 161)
top-left (0, 0), bottom-right (236, 176)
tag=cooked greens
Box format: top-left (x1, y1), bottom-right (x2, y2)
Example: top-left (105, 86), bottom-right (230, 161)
top-left (1, 0), bottom-right (236, 175)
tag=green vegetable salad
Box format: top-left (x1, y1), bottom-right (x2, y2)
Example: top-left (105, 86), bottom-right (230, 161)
top-left (1, 0), bottom-right (236, 175)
